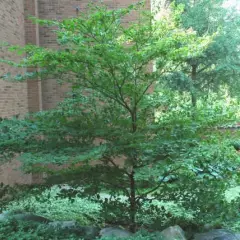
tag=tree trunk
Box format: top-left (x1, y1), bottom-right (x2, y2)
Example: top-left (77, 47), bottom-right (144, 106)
top-left (191, 65), bottom-right (197, 108)
top-left (129, 109), bottom-right (137, 232)
top-left (191, 92), bottom-right (197, 108)
top-left (129, 170), bottom-right (136, 233)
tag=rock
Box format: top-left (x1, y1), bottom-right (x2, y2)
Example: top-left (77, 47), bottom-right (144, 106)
top-left (204, 224), bottom-right (213, 231)
top-left (49, 221), bottom-right (99, 240)
top-left (11, 213), bottom-right (51, 223)
top-left (0, 211), bottom-right (12, 221)
top-left (160, 225), bottom-right (187, 240)
top-left (0, 213), bottom-right (7, 221)
top-left (100, 227), bottom-right (132, 239)
top-left (49, 220), bottom-right (78, 229)
top-left (236, 234), bottom-right (240, 239)
top-left (82, 226), bottom-right (100, 240)
top-left (194, 229), bottom-right (240, 240)
top-left (0, 212), bottom-right (51, 223)
top-left (213, 237), bottom-right (239, 240)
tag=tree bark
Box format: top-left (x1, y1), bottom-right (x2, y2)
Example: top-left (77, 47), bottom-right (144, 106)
top-left (129, 170), bottom-right (136, 232)
top-left (128, 107), bottom-right (137, 232)
top-left (191, 65), bottom-right (197, 108)
top-left (191, 92), bottom-right (197, 108)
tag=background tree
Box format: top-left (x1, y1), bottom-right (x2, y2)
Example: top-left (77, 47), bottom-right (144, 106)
top-left (163, 0), bottom-right (240, 107)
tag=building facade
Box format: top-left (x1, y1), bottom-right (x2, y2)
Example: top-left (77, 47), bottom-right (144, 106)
top-left (0, 0), bottom-right (151, 117)
top-left (0, 0), bottom-right (151, 184)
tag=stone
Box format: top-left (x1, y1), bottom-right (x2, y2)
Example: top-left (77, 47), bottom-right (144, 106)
top-left (100, 227), bottom-right (132, 238)
top-left (160, 225), bottom-right (187, 240)
top-left (0, 213), bottom-right (7, 222)
top-left (49, 221), bottom-right (99, 240)
top-left (49, 220), bottom-right (78, 229)
top-left (214, 237), bottom-right (239, 240)
top-left (0, 211), bottom-right (21, 222)
top-left (0, 212), bottom-right (51, 223)
top-left (49, 220), bottom-right (85, 235)
top-left (82, 226), bottom-right (100, 240)
top-left (194, 229), bottom-right (240, 240)
top-left (11, 213), bottom-right (51, 223)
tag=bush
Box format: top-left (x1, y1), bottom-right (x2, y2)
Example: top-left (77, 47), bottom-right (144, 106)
top-left (0, 220), bottom-right (82, 240)
top-left (5, 186), bottom-right (194, 230)
top-left (0, 219), bottom-right (164, 240)
top-left (6, 186), bottom-right (103, 225)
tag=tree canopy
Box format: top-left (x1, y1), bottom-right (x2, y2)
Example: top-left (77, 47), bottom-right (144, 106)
top-left (0, 2), bottom-right (240, 233)
top-left (164, 0), bottom-right (240, 106)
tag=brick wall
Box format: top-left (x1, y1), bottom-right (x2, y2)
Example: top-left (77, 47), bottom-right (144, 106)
top-left (0, 0), bottom-right (33, 185)
top-left (0, 160), bottom-right (32, 185)
top-left (0, 0), bottom-right (151, 185)
top-left (0, 0), bottom-right (28, 118)
top-left (0, 0), bottom-right (152, 115)
top-left (24, 0), bottom-right (42, 112)
top-left (38, 0), bottom-right (150, 110)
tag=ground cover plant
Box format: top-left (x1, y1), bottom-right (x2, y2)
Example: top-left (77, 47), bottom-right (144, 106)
top-left (5, 186), bottom-right (194, 227)
top-left (0, 219), bottom-right (82, 240)
top-left (1, 0), bottom-right (240, 238)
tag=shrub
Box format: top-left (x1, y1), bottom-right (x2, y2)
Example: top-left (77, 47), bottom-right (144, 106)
top-left (0, 220), bottom-right (82, 240)
top-left (6, 186), bottom-right (103, 226)
top-left (6, 186), bottom-right (194, 230)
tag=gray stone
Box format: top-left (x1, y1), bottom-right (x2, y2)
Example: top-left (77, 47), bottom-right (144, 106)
top-left (194, 229), bottom-right (240, 240)
top-left (160, 225), bottom-right (187, 240)
top-left (49, 220), bottom-right (78, 229)
top-left (11, 213), bottom-right (51, 223)
top-left (0, 213), bottom-right (7, 222)
top-left (82, 226), bottom-right (100, 240)
top-left (0, 212), bottom-right (50, 223)
top-left (235, 234), bottom-right (240, 239)
top-left (49, 221), bottom-right (99, 240)
top-left (214, 236), bottom-right (239, 240)
top-left (100, 227), bottom-right (132, 239)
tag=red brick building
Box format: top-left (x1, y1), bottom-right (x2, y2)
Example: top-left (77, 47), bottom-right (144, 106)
top-left (0, 0), bottom-right (151, 184)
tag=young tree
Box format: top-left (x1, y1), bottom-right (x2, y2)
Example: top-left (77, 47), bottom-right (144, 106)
top-left (1, 2), bottom-right (236, 232)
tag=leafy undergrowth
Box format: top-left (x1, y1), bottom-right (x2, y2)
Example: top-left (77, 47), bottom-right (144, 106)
top-left (4, 185), bottom-right (240, 236)
top-left (223, 186), bottom-right (240, 232)
top-left (0, 219), bottom-right (163, 240)
top-left (5, 186), bottom-right (102, 226)
top-left (5, 186), bottom-right (194, 228)
top-left (0, 220), bottom-right (82, 240)
top-left (225, 186), bottom-right (240, 203)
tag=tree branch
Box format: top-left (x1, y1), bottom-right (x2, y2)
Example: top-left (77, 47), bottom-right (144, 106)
top-left (136, 166), bottom-right (182, 202)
